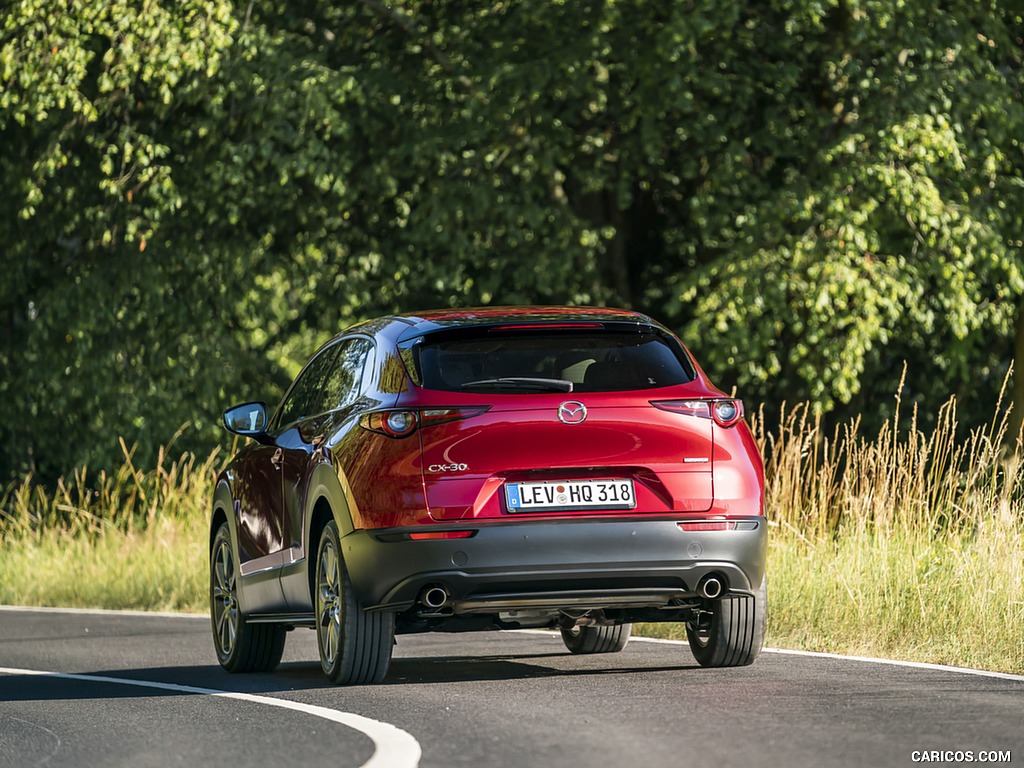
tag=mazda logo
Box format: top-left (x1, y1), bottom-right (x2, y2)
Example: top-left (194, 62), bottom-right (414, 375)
top-left (558, 401), bottom-right (588, 425)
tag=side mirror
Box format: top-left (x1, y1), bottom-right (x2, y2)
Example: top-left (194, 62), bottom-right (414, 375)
top-left (223, 402), bottom-right (269, 437)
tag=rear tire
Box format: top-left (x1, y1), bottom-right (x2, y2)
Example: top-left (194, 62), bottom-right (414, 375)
top-left (316, 520), bottom-right (395, 685)
top-left (686, 575), bottom-right (767, 668)
top-left (560, 623), bottom-right (632, 654)
top-left (210, 523), bottom-right (286, 673)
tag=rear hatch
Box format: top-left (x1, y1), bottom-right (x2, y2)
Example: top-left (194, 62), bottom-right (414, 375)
top-left (402, 323), bottom-right (718, 521)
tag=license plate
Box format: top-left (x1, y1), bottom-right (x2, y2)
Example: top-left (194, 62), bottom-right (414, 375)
top-left (504, 479), bottom-right (636, 513)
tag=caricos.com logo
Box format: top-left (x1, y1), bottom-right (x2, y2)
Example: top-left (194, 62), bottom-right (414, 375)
top-left (911, 751), bottom-right (1012, 763)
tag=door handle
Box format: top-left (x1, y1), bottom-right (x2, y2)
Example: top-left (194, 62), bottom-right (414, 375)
top-left (271, 448), bottom-right (284, 468)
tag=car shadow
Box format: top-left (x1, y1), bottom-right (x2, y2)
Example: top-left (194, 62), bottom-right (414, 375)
top-left (2, 651), bottom-right (702, 701)
top-left (380, 653), bottom-right (701, 684)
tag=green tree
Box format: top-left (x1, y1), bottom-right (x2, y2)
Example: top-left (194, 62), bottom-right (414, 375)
top-left (1, 0), bottom-right (249, 481)
top-left (2, 0), bottom-right (1022, 484)
top-left (656, 1), bottom-right (1024, 428)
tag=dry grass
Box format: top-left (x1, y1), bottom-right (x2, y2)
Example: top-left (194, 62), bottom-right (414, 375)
top-left (642, 373), bottom-right (1024, 673)
top-left (3, 387), bottom-right (1023, 672)
top-left (0, 514), bottom-right (208, 612)
top-left (0, 437), bottom-right (220, 613)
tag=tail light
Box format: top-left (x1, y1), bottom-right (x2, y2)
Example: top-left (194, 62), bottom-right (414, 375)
top-left (359, 407), bottom-right (490, 438)
top-left (651, 398), bottom-right (744, 428)
top-left (360, 410), bottom-right (418, 438)
top-left (711, 400), bottom-right (743, 427)
top-left (420, 407), bottom-right (490, 428)
top-left (650, 400), bottom-right (710, 419)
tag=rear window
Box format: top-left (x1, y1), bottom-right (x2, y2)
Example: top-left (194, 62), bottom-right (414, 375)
top-left (415, 331), bottom-right (694, 393)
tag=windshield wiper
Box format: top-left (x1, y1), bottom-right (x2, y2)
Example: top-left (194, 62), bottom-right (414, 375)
top-left (460, 377), bottom-right (574, 393)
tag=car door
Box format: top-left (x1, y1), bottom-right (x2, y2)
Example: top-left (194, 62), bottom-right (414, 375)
top-left (232, 441), bottom-right (289, 574)
top-left (278, 337), bottom-right (374, 579)
top-left (236, 344), bottom-right (339, 579)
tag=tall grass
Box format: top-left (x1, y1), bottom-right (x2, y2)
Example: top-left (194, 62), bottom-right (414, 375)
top-left (0, 437), bottom-right (222, 612)
top-left (2, 390), bottom-right (1022, 672)
top-left (753, 375), bottom-right (1024, 672)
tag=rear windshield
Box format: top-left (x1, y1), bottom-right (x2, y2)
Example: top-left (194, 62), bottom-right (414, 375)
top-left (415, 331), bottom-right (694, 393)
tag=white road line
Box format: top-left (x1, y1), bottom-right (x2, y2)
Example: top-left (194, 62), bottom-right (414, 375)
top-left (0, 667), bottom-right (421, 768)
top-left (507, 629), bottom-right (1024, 683)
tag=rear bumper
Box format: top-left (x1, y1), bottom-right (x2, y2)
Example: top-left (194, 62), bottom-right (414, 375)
top-left (341, 517), bottom-right (767, 612)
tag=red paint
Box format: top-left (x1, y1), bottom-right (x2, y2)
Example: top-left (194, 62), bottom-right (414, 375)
top-left (220, 307), bottom-right (764, 557)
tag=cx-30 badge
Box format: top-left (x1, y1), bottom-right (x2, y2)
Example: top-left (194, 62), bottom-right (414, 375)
top-left (558, 401), bottom-right (588, 425)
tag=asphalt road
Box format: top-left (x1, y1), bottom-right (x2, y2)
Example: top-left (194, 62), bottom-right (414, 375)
top-left (1, 607), bottom-right (1021, 768)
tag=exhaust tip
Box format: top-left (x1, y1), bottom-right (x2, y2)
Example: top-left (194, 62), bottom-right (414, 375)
top-left (422, 586), bottom-right (449, 609)
top-left (697, 575), bottom-right (724, 600)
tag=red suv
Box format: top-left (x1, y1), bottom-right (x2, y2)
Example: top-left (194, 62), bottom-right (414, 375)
top-left (210, 307), bottom-right (767, 684)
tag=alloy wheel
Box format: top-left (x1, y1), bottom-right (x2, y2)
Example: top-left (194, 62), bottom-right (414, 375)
top-left (688, 612), bottom-right (712, 648)
top-left (212, 536), bottom-right (238, 657)
top-left (317, 537), bottom-right (343, 666)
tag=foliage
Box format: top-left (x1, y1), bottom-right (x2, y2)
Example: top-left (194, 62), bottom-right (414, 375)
top-left (669, 2), bottom-right (1024, 424)
top-left (1, 1), bottom-right (1022, 482)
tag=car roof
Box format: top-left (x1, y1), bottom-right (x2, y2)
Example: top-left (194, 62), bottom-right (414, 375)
top-left (386, 306), bottom-right (660, 342)
top-left (401, 306), bottom-right (646, 323)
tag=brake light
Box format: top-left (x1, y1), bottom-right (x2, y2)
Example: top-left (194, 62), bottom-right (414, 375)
top-left (651, 398), bottom-right (744, 427)
top-left (491, 323), bottom-right (604, 330)
top-left (359, 407), bottom-right (490, 438)
top-left (651, 400), bottom-right (710, 419)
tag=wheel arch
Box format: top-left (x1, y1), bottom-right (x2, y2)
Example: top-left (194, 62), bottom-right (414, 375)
top-left (210, 477), bottom-right (237, 553)
top-left (303, 463), bottom-right (359, 604)
top-left (307, 496), bottom-right (334, 605)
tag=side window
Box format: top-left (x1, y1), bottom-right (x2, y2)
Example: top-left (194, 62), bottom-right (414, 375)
top-left (276, 345), bottom-right (340, 428)
top-left (321, 338), bottom-right (373, 412)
